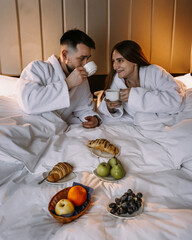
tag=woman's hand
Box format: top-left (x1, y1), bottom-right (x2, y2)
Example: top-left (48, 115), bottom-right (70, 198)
top-left (119, 88), bottom-right (131, 102)
top-left (105, 99), bottom-right (121, 112)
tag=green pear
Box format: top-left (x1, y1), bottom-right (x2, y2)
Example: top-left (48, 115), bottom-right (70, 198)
top-left (110, 162), bottom-right (125, 180)
top-left (97, 162), bottom-right (111, 177)
top-left (108, 157), bottom-right (121, 167)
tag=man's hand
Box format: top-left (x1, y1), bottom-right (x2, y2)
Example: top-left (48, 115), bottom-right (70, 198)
top-left (82, 116), bottom-right (99, 128)
top-left (66, 67), bottom-right (88, 90)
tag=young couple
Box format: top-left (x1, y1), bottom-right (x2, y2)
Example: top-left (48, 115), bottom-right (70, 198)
top-left (17, 29), bottom-right (187, 128)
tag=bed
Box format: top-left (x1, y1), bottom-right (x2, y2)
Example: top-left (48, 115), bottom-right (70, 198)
top-left (0, 74), bottom-right (192, 240)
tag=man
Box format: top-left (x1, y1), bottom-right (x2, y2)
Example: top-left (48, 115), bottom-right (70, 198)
top-left (17, 29), bottom-right (101, 128)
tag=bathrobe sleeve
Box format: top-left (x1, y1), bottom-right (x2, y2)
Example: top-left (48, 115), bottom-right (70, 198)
top-left (126, 65), bottom-right (185, 114)
top-left (16, 58), bottom-right (70, 114)
top-left (58, 79), bottom-right (101, 123)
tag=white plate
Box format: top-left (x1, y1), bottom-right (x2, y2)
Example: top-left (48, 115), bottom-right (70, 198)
top-left (93, 169), bottom-right (125, 182)
top-left (42, 171), bottom-right (76, 185)
top-left (88, 147), bottom-right (120, 158)
top-left (106, 195), bottom-right (144, 219)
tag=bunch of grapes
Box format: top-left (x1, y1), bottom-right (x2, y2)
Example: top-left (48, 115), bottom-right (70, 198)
top-left (109, 189), bottom-right (143, 216)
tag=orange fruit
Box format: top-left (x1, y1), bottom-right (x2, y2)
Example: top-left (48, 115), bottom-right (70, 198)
top-left (68, 186), bottom-right (87, 207)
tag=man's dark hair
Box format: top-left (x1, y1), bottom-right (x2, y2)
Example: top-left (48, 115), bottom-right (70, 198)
top-left (60, 29), bottom-right (95, 49)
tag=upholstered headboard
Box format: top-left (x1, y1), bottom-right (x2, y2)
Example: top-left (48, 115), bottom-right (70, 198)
top-left (0, 0), bottom-right (191, 77)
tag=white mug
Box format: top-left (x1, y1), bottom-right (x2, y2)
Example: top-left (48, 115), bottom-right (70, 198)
top-left (105, 89), bottom-right (120, 101)
top-left (84, 61), bottom-right (97, 77)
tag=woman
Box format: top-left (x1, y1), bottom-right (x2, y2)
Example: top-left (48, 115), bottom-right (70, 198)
top-left (98, 40), bottom-right (186, 122)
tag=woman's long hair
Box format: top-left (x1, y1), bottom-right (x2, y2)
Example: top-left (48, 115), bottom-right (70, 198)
top-left (105, 40), bottom-right (151, 90)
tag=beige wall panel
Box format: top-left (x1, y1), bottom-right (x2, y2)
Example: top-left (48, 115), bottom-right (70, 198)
top-left (41, 0), bottom-right (63, 60)
top-left (131, 0), bottom-right (152, 60)
top-left (0, 0), bottom-right (191, 75)
top-left (151, 0), bottom-right (174, 71)
top-left (64, 0), bottom-right (85, 31)
top-left (87, 0), bottom-right (107, 74)
top-left (18, 0), bottom-right (42, 69)
top-left (171, 0), bottom-right (192, 73)
top-left (0, 0), bottom-right (20, 75)
top-left (110, 0), bottom-right (131, 59)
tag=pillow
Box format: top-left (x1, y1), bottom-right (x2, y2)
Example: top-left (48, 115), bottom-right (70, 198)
top-left (0, 75), bottom-right (18, 97)
top-left (174, 73), bottom-right (192, 89)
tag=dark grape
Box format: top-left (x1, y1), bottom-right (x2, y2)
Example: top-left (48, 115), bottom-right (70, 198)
top-left (109, 202), bottom-right (117, 209)
top-left (137, 198), bottom-right (142, 203)
top-left (127, 189), bottom-right (133, 194)
top-left (137, 192), bottom-right (143, 199)
top-left (129, 200), bottom-right (136, 209)
top-left (127, 195), bottom-right (133, 201)
top-left (110, 208), bottom-right (117, 214)
top-left (122, 208), bottom-right (128, 214)
top-left (136, 201), bottom-right (142, 208)
top-left (121, 194), bottom-right (128, 202)
top-left (121, 202), bottom-right (128, 209)
top-left (127, 207), bottom-right (134, 214)
top-left (116, 207), bottom-right (121, 215)
top-left (115, 198), bottom-right (121, 205)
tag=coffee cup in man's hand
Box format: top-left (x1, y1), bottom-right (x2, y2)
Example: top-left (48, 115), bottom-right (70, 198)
top-left (105, 89), bottom-right (120, 101)
top-left (84, 61), bottom-right (97, 77)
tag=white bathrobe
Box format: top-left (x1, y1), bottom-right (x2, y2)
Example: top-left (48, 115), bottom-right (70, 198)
top-left (17, 55), bottom-right (98, 124)
top-left (99, 64), bottom-right (186, 123)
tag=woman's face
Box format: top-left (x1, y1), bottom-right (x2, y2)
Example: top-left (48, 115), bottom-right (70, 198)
top-left (112, 50), bottom-right (136, 79)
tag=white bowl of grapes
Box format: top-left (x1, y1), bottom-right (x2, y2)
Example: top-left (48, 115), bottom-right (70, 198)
top-left (107, 189), bottom-right (144, 219)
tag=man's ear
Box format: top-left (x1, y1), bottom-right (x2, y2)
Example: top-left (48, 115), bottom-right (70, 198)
top-left (61, 49), bottom-right (68, 61)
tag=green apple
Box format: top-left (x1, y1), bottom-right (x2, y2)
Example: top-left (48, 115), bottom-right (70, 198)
top-left (55, 199), bottom-right (75, 215)
top-left (110, 162), bottom-right (125, 180)
top-left (108, 157), bottom-right (121, 167)
top-left (97, 162), bottom-right (111, 177)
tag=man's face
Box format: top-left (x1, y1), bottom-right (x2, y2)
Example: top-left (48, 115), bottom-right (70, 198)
top-left (66, 43), bottom-right (92, 73)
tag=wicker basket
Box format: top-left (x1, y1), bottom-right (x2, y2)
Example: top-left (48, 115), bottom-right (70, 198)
top-left (48, 187), bottom-right (91, 224)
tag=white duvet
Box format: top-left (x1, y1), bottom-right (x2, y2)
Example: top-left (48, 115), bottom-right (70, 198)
top-left (0, 81), bottom-right (192, 239)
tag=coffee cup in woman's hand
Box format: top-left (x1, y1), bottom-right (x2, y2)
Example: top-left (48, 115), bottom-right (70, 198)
top-left (105, 89), bottom-right (120, 101)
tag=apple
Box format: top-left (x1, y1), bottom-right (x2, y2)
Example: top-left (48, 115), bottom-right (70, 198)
top-left (108, 157), bottom-right (121, 167)
top-left (97, 162), bottom-right (111, 177)
top-left (110, 162), bottom-right (125, 180)
top-left (55, 199), bottom-right (75, 216)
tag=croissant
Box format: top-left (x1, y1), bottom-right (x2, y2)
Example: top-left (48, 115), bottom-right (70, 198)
top-left (46, 162), bottom-right (73, 182)
top-left (87, 139), bottom-right (119, 155)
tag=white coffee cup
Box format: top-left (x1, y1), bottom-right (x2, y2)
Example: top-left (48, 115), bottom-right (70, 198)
top-left (84, 61), bottom-right (97, 77)
top-left (105, 89), bottom-right (120, 101)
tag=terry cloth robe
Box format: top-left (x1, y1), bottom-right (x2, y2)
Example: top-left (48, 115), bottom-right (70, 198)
top-left (17, 55), bottom-right (98, 124)
top-left (99, 64), bottom-right (186, 122)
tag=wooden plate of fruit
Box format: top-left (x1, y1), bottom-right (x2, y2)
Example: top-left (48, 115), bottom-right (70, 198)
top-left (48, 183), bottom-right (93, 223)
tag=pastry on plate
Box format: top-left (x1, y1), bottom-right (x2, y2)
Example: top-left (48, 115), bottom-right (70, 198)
top-left (47, 162), bottom-right (73, 182)
top-left (87, 139), bottom-right (119, 155)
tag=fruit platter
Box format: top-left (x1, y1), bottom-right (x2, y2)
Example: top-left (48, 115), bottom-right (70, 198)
top-left (48, 182), bottom-right (94, 223)
top-left (107, 189), bottom-right (143, 219)
top-left (93, 157), bottom-right (126, 182)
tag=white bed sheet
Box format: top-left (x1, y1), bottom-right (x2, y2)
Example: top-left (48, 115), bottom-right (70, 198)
top-left (0, 116), bottom-right (192, 240)
top-left (0, 74), bottom-right (192, 240)
top-left (0, 96), bottom-right (68, 173)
